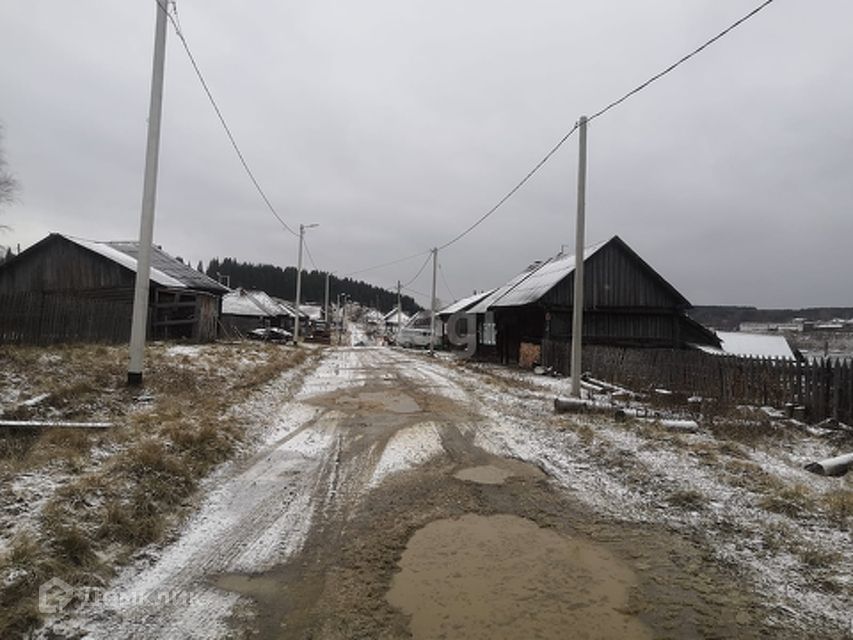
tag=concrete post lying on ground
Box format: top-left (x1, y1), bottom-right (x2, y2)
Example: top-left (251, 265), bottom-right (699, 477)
top-left (554, 397), bottom-right (589, 414)
top-left (0, 420), bottom-right (114, 429)
top-left (804, 453), bottom-right (853, 477)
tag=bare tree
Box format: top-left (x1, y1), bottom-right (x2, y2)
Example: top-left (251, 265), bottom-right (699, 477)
top-left (0, 126), bottom-right (19, 227)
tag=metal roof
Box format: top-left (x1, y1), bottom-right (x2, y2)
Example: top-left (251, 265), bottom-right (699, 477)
top-left (468, 240), bottom-right (608, 313)
top-left (493, 240), bottom-right (608, 309)
top-left (64, 235), bottom-right (228, 292)
top-left (222, 289), bottom-right (284, 317)
top-left (438, 289), bottom-right (496, 316)
top-left (105, 241), bottom-right (228, 292)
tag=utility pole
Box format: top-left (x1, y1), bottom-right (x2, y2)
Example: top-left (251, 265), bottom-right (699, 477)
top-left (324, 272), bottom-right (330, 323)
top-left (570, 116), bottom-right (588, 398)
top-left (293, 223), bottom-right (318, 344)
top-left (396, 280), bottom-right (402, 343)
top-left (429, 247), bottom-right (438, 355)
top-left (128, 0), bottom-right (168, 386)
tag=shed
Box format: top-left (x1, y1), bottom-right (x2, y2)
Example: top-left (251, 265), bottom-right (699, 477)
top-left (221, 288), bottom-right (292, 336)
top-left (697, 331), bottom-right (797, 359)
top-left (471, 235), bottom-right (719, 365)
top-left (0, 233), bottom-right (227, 343)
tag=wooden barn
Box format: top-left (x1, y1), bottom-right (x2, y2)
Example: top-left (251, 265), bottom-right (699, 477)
top-left (466, 235), bottom-right (719, 365)
top-left (0, 233), bottom-right (228, 344)
top-left (220, 288), bottom-right (297, 336)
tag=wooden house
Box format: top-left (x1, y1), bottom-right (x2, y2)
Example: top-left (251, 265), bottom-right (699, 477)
top-left (0, 233), bottom-right (228, 343)
top-left (467, 235), bottom-right (719, 365)
top-left (220, 288), bottom-right (292, 336)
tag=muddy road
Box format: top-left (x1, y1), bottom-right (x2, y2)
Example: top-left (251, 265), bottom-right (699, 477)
top-left (59, 346), bottom-right (845, 639)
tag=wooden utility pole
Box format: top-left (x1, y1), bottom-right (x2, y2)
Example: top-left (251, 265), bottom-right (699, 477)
top-left (570, 116), bottom-right (588, 398)
top-left (128, 0), bottom-right (168, 386)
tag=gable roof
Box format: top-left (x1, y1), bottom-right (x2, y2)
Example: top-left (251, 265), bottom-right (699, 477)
top-left (469, 235), bottom-right (690, 313)
top-left (439, 289), bottom-right (497, 317)
top-left (62, 234), bottom-right (228, 293)
top-left (222, 288), bottom-right (285, 317)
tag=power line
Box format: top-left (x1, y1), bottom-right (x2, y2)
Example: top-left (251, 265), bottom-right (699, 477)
top-left (437, 0), bottom-right (777, 252)
top-left (302, 236), bottom-right (319, 271)
top-left (344, 249), bottom-right (432, 278)
top-left (588, 0), bottom-right (777, 123)
top-left (402, 252), bottom-right (433, 288)
top-left (162, 1), bottom-right (298, 237)
top-left (438, 263), bottom-right (455, 301)
top-left (437, 122), bottom-right (579, 251)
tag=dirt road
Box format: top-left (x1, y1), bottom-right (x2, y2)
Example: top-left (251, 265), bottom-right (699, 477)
top-left (52, 346), bottom-right (849, 639)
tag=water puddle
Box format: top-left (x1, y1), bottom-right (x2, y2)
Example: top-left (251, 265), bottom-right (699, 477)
top-left (454, 459), bottom-right (544, 485)
top-left (454, 465), bottom-right (512, 484)
top-left (335, 390), bottom-right (421, 414)
top-left (387, 514), bottom-right (652, 640)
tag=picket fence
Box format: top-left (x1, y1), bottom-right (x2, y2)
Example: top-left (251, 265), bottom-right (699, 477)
top-left (541, 339), bottom-right (853, 423)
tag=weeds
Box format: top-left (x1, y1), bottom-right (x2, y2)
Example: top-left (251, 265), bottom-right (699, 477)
top-left (667, 489), bottom-right (706, 511)
top-left (0, 342), bottom-right (313, 636)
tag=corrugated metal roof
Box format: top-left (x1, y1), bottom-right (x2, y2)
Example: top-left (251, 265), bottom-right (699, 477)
top-left (467, 240), bottom-right (608, 314)
top-left (64, 235), bottom-right (228, 292)
top-left (439, 289), bottom-right (496, 316)
top-left (698, 331), bottom-right (796, 359)
top-left (105, 241), bottom-right (227, 292)
top-left (222, 289), bottom-right (284, 317)
top-left (68, 237), bottom-right (186, 288)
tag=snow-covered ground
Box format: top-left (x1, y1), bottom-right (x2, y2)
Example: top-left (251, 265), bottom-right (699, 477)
top-left (27, 346), bottom-right (852, 638)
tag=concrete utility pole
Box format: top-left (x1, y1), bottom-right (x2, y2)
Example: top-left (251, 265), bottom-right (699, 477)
top-left (570, 116), bottom-right (588, 398)
top-left (293, 223), bottom-right (318, 343)
top-left (324, 272), bottom-right (331, 323)
top-left (128, 0), bottom-right (168, 386)
top-left (396, 280), bottom-right (402, 343)
top-left (429, 248), bottom-right (438, 355)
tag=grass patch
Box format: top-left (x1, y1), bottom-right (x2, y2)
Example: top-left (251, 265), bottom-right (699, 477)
top-left (820, 489), bottom-right (852, 529)
top-left (667, 489), bottom-right (706, 511)
top-left (759, 484), bottom-right (812, 518)
top-left (0, 341), bottom-right (315, 636)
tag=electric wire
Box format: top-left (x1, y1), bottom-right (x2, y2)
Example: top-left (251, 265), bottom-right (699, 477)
top-left (302, 236), bottom-right (319, 271)
top-left (344, 249), bottom-right (432, 278)
top-left (401, 252), bottom-right (433, 288)
top-left (438, 263), bottom-right (455, 302)
top-left (588, 0), bottom-right (777, 123)
top-left (437, 0), bottom-right (776, 252)
top-left (162, 1), bottom-right (298, 237)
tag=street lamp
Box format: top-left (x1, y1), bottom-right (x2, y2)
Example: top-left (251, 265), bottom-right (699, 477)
top-left (294, 223), bottom-right (319, 343)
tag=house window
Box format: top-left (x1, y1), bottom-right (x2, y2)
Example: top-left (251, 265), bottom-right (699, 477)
top-left (481, 320), bottom-right (496, 345)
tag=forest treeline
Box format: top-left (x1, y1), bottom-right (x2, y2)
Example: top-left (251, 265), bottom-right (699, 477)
top-left (203, 257), bottom-right (421, 313)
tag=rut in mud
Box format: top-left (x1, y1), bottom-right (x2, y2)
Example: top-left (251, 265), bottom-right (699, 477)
top-left (51, 346), bottom-right (836, 639)
top-left (211, 348), bottom-right (774, 640)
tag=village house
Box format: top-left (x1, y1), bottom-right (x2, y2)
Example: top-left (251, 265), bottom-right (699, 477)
top-left (0, 233), bottom-right (228, 343)
top-left (461, 235), bottom-right (719, 366)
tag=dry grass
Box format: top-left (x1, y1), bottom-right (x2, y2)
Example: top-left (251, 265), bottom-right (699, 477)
top-left (0, 341), bottom-right (316, 636)
top-left (667, 488), bottom-right (706, 511)
top-left (820, 489), bottom-right (853, 529)
top-left (759, 484), bottom-right (812, 518)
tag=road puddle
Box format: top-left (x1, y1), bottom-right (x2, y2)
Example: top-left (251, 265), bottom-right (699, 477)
top-left (387, 513), bottom-right (652, 640)
top-left (455, 459), bottom-right (545, 485)
top-left (334, 390), bottom-right (421, 414)
top-left (454, 464), bottom-right (512, 484)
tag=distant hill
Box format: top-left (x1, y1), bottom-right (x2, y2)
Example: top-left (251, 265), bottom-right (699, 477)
top-left (204, 257), bottom-right (421, 314)
top-left (689, 306), bottom-right (853, 331)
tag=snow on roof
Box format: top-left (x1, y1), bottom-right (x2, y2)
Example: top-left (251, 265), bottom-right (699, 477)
top-left (64, 235), bottom-right (227, 292)
top-left (698, 331), bottom-right (796, 359)
top-left (68, 237), bottom-right (184, 288)
top-left (468, 240), bottom-right (608, 313)
top-left (439, 289), bottom-right (496, 316)
top-left (384, 309), bottom-right (411, 325)
top-left (301, 304), bottom-right (323, 320)
top-left (222, 289), bottom-right (285, 317)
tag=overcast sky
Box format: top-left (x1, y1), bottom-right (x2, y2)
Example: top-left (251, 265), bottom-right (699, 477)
top-left (1, 0), bottom-right (851, 309)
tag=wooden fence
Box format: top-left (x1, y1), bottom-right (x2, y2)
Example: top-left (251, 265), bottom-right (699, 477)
top-left (0, 292), bottom-right (133, 345)
top-left (541, 339), bottom-right (853, 424)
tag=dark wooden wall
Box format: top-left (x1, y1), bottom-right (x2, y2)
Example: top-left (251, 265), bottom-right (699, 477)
top-left (0, 236), bottom-right (135, 299)
top-left (540, 240), bottom-right (687, 310)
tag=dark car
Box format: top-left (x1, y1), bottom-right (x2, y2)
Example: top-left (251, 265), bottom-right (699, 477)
top-left (248, 327), bottom-right (292, 342)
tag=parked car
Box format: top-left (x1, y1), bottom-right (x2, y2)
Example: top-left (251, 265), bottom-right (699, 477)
top-left (308, 320), bottom-right (331, 344)
top-left (248, 327), bottom-right (292, 342)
